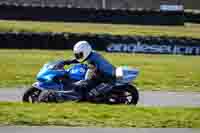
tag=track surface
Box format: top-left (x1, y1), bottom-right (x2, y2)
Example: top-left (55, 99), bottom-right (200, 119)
top-left (0, 127), bottom-right (199, 133)
top-left (0, 88), bottom-right (200, 106)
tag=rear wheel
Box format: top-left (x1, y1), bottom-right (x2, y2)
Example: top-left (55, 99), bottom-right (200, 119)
top-left (107, 85), bottom-right (139, 105)
top-left (22, 87), bottom-right (41, 103)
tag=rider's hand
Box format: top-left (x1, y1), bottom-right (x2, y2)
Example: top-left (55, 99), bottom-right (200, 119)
top-left (63, 59), bottom-right (79, 65)
top-left (63, 60), bottom-right (71, 65)
top-left (54, 63), bottom-right (65, 70)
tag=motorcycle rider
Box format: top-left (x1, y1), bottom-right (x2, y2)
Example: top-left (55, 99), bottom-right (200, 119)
top-left (62, 40), bottom-right (117, 101)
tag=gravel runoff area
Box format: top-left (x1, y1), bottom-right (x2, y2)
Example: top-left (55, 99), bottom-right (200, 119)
top-left (0, 88), bottom-right (200, 106)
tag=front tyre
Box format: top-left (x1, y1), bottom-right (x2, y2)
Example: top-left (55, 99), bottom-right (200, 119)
top-left (22, 87), bottom-right (41, 103)
top-left (38, 90), bottom-right (60, 103)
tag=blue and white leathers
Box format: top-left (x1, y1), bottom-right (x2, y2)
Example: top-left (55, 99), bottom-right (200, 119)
top-left (86, 52), bottom-right (139, 87)
top-left (86, 52), bottom-right (116, 78)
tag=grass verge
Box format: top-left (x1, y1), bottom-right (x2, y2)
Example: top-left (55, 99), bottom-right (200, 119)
top-left (0, 20), bottom-right (200, 38)
top-left (0, 102), bottom-right (199, 127)
top-left (0, 49), bottom-right (200, 91)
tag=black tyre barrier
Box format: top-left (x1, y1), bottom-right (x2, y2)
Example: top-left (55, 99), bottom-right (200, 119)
top-left (184, 11), bottom-right (200, 23)
top-left (0, 32), bottom-right (200, 55)
top-left (0, 4), bottom-right (184, 25)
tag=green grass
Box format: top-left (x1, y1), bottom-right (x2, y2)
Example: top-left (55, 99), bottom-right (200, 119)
top-left (0, 102), bottom-right (199, 127)
top-left (0, 20), bottom-right (200, 38)
top-left (0, 49), bottom-right (200, 91)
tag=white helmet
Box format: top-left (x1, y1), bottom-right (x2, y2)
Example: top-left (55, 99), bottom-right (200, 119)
top-left (73, 41), bottom-right (92, 62)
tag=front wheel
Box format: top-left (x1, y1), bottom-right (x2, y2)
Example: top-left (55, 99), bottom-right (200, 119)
top-left (38, 90), bottom-right (60, 103)
top-left (22, 87), bottom-right (41, 103)
top-left (107, 85), bottom-right (139, 105)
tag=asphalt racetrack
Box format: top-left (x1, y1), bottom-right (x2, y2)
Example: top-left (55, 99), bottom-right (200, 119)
top-left (0, 88), bottom-right (200, 106)
top-left (0, 127), bottom-right (199, 133)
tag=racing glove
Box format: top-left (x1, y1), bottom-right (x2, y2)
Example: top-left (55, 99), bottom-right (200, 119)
top-left (63, 59), bottom-right (79, 65)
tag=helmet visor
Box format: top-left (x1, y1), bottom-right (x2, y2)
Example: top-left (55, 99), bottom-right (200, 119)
top-left (74, 52), bottom-right (83, 60)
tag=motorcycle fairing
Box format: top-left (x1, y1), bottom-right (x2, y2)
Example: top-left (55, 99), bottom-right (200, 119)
top-left (37, 61), bottom-right (88, 82)
top-left (116, 67), bottom-right (139, 84)
top-left (32, 82), bottom-right (62, 91)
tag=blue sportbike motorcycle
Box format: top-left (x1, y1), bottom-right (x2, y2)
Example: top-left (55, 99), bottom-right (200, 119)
top-left (22, 60), bottom-right (139, 105)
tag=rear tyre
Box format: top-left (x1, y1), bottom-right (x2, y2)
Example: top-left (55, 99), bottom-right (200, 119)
top-left (22, 87), bottom-right (41, 103)
top-left (107, 85), bottom-right (139, 105)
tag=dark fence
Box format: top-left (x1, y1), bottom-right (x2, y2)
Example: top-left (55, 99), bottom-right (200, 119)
top-left (0, 4), bottom-right (184, 25)
top-left (0, 0), bottom-right (199, 10)
top-left (1, 32), bottom-right (200, 55)
top-left (184, 11), bottom-right (200, 23)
